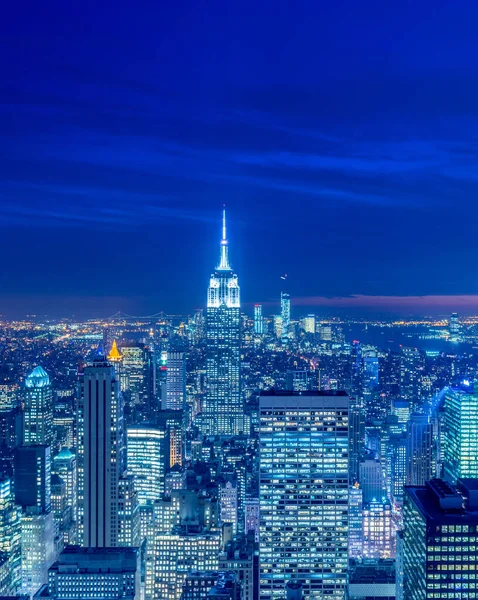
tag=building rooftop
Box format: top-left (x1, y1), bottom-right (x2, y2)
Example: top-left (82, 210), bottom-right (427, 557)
top-left (405, 479), bottom-right (478, 523)
top-left (260, 389), bottom-right (348, 397)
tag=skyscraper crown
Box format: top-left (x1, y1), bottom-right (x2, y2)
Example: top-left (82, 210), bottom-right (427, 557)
top-left (25, 365), bottom-right (50, 388)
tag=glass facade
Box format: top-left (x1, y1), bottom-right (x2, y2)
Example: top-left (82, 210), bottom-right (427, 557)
top-left (444, 384), bottom-right (478, 483)
top-left (24, 365), bottom-right (53, 446)
top-left (127, 426), bottom-right (167, 504)
top-left (259, 391), bottom-right (349, 600)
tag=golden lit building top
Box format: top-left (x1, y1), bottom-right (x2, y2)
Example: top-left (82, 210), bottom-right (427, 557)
top-left (108, 339), bottom-right (122, 362)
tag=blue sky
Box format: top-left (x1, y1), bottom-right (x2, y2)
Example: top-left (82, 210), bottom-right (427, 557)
top-left (2, 1), bottom-right (478, 317)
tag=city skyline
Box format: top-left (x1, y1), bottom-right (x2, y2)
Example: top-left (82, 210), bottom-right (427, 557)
top-left (4, 1), bottom-right (478, 318)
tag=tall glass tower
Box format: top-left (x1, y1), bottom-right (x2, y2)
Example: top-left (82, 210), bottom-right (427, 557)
top-left (202, 210), bottom-right (242, 436)
top-left (24, 366), bottom-right (53, 446)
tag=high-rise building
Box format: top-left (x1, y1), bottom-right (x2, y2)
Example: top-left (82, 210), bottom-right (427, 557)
top-left (443, 382), bottom-right (478, 483)
top-left (77, 348), bottom-right (126, 547)
top-left (21, 508), bottom-right (55, 597)
top-left (0, 476), bottom-right (21, 594)
top-left (151, 531), bottom-right (221, 600)
top-left (449, 312), bottom-right (461, 340)
top-left (127, 426), bottom-right (167, 504)
top-left (280, 292), bottom-right (290, 343)
top-left (285, 370), bottom-right (317, 392)
top-left (219, 480), bottom-right (238, 532)
top-left (403, 478), bottom-right (478, 599)
top-left (254, 305), bottom-right (264, 335)
top-left (120, 343), bottom-right (155, 419)
top-left (359, 457), bottom-right (385, 503)
top-left (41, 546), bottom-right (140, 600)
top-left (406, 413), bottom-right (435, 485)
top-left (362, 501), bottom-right (394, 559)
top-left (348, 485), bottom-right (363, 559)
top-left (24, 366), bottom-right (53, 446)
top-left (399, 347), bottom-right (422, 406)
top-left (259, 390), bottom-right (349, 599)
top-left (349, 396), bottom-right (366, 485)
top-left (51, 448), bottom-right (77, 538)
top-left (202, 210), bottom-right (242, 437)
top-left (166, 352), bottom-right (187, 411)
top-left (301, 315), bottom-right (315, 334)
top-left (14, 445), bottom-right (51, 512)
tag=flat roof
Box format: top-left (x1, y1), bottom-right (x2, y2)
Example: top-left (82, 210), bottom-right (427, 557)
top-left (260, 389), bottom-right (348, 397)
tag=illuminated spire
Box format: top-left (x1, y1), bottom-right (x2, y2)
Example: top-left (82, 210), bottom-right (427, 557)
top-left (107, 339), bottom-right (122, 362)
top-left (218, 207), bottom-right (231, 270)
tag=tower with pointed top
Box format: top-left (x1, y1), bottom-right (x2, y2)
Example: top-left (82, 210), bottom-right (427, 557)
top-left (202, 210), bottom-right (243, 436)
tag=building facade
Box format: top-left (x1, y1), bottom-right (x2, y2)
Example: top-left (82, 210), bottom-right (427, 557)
top-left (259, 390), bottom-right (349, 599)
top-left (77, 349), bottom-right (126, 547)
top-left (203, 210), bottom-right (242, 437)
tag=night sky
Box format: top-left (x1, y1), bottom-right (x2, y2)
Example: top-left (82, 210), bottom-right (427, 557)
top-left (3, 1), bottom-right (478, 318)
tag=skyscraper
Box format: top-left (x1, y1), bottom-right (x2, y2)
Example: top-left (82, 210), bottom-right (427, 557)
top-left (403, 478), bottom-right (478, 600)
top-left (449, 312), bottom-right (461, 340)
top-left (259, 390), bottom-right (349, 599)
top-left (254, 305), bottom-right (264, 335)
top-left (399, 347), bottom-right (422, 406)
top-left (77, 348), bottom-right (126, 547)
top-left (0, 476), bottom-right (21, 594)
top-left (443, 382), bottom-right (478, 483)
top-left (406, 413), bottom-right (435, 486)
top-left (202, 210), bottom-right (242, 436)
top-left (280, 291), bottom-right (290, 343)
top-left (24, 366), bottom-right (53, 446)
top-left (166, 352), bottom-right (186, 410)
top-left (126, 426), bottom-right (167, 504)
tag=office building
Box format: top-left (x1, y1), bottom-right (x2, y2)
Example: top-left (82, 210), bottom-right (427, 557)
top-left (127, 426), bottom-right (167, 504)
top-left (219, 480), bottom-right (238, 532)
top-left (285, 370), bottom-right (317, 392)
top-left (349, 397), bottom-right (366, 485)
top-left (244, 499), bottom-right (260, 542)
top-left (156, 409), bottom-right (183, 468)
top-left (181, 571), bottom-right (240, 600)
top-left (77, 347), bottom-right (126, 547)
top-left (301, 315), bottom-right (315, 334)
top-left (0, 476), bottom-right (21, 594)
top-left (24, 366), bottom-right (53, 446)
top-left (166, 352), bottom-right (187, 410)
top-left (280, 292), bottom-right (290, 343)
top-left (443, 382), bottom-right (478, 483)
top-left (21, 508), bottom-right (55, 598)
top-left (406, 413), bottom-right (434, 485)
top-left (203, 210), bottom-right (242, 437)
top-left (346, 559), bottom-right (396, 600)
top-left (41, 546), bottom-right (140, 600)
top-left (359, 457), bottom-right (385, 503)
top-left (403, 478), bottom-right (478, 599)
top-left (14, 445), bottom-right (51, 513)
top-left (259, 390), bottom-right (349, 599)
top-left (362, 501), bottom-right (394, 559)
top-left (51, 448), bottom-right (77, 538)
top-left (120, 343), bottom-right (155, 418)
top-left (219, 533), bottom-right (257, 600)
top-left (151, 531), bottom-right (221, 600)
top-left (449, 312), bottom-right (461, 340)
top-left (348, 485), bottom-right (363, 559)
top-left (254, 305), bottom-right (264, 335)
top-left (399, 347), bottom-right (422, 406)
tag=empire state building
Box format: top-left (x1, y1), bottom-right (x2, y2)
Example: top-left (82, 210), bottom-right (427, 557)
top-left (202, 210), bottom-right (243, 436)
